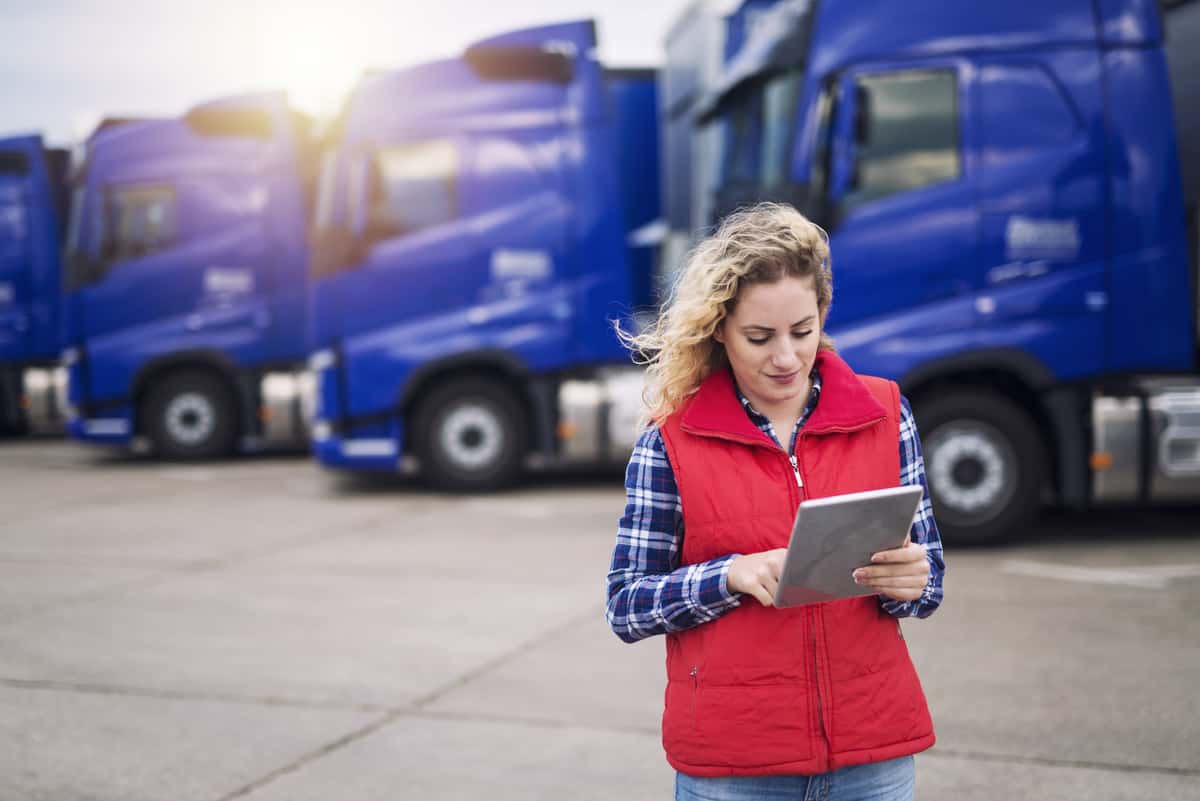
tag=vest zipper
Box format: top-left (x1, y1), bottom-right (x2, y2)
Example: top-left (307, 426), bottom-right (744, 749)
top-left (788, 455), bottom-right (803, 488)
top-left (812, 610), bottom-right (828, 752)
top-left (797, 436), bottom-right (827, 757)
top-left (789, 440), bottom-right (825, 754)
top-left (690, 666), bottom-right (699, 722)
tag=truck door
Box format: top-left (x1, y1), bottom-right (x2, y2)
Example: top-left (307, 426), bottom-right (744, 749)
top-left (822, 61), bottom-right (979, 375)
top-left (72, 133), bottom-right (275, 404)
top-left (347, 134), bottom-right (476, 335)
top-left (337, 71), bottom-right (580, 397)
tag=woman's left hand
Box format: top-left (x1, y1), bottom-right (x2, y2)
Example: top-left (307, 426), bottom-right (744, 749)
top-left (853, 536), bottom-right (929, 603)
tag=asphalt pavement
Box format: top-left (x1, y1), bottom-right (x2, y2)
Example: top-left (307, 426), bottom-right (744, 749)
top-left (1, 439), bottom-right (1198, 800)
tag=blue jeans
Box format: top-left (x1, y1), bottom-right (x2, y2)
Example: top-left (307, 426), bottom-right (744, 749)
top-left (675, 756), bottom-right (915, 801)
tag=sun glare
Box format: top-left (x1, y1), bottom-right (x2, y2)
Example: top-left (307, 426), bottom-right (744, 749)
top-left (252, 5), bottom-right (377, 119)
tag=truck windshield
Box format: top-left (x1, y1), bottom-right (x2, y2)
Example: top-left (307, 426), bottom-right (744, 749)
top-left (720, 70), bottom-right (803, 188)
top-left (712, 69), bottom-right (806, 218)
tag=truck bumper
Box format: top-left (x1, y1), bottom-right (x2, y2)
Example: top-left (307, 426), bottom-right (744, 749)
top-left (66, 408), bottom-right (135, 445)
top-left (311, 421), bottom-right (402, 472)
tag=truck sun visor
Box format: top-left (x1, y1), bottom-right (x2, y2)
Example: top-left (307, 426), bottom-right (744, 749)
top-left (463, 45), bottom-right (574, 84)
top-left (184, 108), bottom-right (273, 140)
top-left (694, 0), bottom-right (815, 122)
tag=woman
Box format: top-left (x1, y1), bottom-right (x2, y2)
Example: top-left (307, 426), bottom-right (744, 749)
top-left (607, 203), bottom-right (945, 801)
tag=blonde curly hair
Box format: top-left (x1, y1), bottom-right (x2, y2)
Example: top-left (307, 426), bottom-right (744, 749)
top-left (620, 202), bottom-right (834, 424)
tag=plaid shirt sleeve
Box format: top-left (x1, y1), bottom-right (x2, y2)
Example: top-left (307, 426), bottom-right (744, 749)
top-left (606, 425), bottom-right (743, 644)
top-left (880, 395), bottom-right (946, 619)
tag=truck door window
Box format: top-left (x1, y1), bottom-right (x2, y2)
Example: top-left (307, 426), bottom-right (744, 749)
top-left (846, 70), bottom-right (959, 209)
top-left (368, 140), bottom-right (457, 238)
top-left (103, 185), bottom-right (176, 263)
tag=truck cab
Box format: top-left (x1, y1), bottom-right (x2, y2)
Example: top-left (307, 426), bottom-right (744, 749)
top-left (306, 21), bottom-right (658, 487)
top-left (63, 94), bottom-right (315, 457)
top-left (0, 134), bottom-right (69, 435)
top-left (666, 0), bottom-right (1200, 541)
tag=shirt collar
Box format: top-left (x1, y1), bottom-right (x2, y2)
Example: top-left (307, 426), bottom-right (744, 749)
top-left (734, 368), bottom-right (823, 430)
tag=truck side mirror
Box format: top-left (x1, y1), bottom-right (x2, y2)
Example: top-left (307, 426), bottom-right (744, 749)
top-left (825, 78), bottom-right (869, 227)
top-left (98, 219), bottom-right (118, 265)
top-left (64, 248), bottom-right (100, 290)
top-left (346, 154), bottom-right (371, 240)
top-left (854, 85), bottom-right (872, 147)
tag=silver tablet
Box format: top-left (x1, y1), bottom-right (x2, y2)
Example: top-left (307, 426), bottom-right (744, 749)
top-left (773, 485), bottom-right (924, 608)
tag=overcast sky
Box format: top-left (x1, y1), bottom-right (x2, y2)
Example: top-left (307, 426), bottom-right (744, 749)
top-left (0, 0), bottom-right (706, 146)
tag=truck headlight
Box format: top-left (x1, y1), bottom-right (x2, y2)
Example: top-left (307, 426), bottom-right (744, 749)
top-left (308, 349), bottom-right (335, 372)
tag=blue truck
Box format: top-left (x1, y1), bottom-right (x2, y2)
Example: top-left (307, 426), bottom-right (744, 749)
top-left (47, 2), bottom-right (1185, 542)
top-left (660, 0), bottom-right (1200, 541)
top-left (307, 1), bottom-right (1199, 543)
top-left (305, 20), bottom-right (660, 488)
top-left (62, 93), bottom-right (316, 457)
top-left (0, 134), bottom-right (69, 435)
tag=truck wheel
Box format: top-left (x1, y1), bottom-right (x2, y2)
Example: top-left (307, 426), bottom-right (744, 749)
top-left (413, 377), bottom-right (528, 491)
top-left (143, 370), bottom-right (237, 459)
top-left (0, 369), bottom-right (28, 437)
top-left (914, 391), bottom-right (1044, 545)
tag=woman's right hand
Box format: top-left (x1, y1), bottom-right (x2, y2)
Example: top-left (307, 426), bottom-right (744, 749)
top-left (726, 549), bottom-right (788, 607)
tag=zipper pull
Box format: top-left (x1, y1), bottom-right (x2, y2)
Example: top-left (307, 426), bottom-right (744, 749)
top-left (789, 455), bottom-right (803, 488)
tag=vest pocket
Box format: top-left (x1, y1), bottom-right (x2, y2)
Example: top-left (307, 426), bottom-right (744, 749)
top-left (663, 676), bottom-right (703, 764)
top-left (700, 682), bottom-right (815, 768)
top-left (665, 606), bottom-right (817, 767)
top-left (663, 677), bottom-right (816, 769)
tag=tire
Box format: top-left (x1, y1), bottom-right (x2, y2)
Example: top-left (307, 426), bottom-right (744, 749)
top-left (143, 370), bottom-right (237, 459)
top-left (412, 377), bottom-right (528, 491)
top-left (0, 369), bottom-right (28, 437)
top-left (914, 391), bottom-right (1045, 545)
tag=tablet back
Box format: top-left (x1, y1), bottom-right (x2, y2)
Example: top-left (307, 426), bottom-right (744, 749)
top-left (774, 485), bottom-right (924, 608)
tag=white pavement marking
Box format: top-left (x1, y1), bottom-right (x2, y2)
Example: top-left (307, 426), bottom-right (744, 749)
top-left (1001, 560), bottom-right (1200, 589)
top-left (461, 499), bottom-right (553, 520)
top-left (158, 468), bottom-right (216, 482)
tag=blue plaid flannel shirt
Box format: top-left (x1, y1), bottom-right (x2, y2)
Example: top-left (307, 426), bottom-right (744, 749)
top-left (606, 369), bottom-right (945, 643)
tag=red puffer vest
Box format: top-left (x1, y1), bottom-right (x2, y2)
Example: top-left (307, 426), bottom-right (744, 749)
top-left (657, 350), bottom-right (935, 777)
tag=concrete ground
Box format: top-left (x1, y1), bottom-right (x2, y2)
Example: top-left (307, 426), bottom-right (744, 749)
top-left (1, 438), bottom-right (1198, 800)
